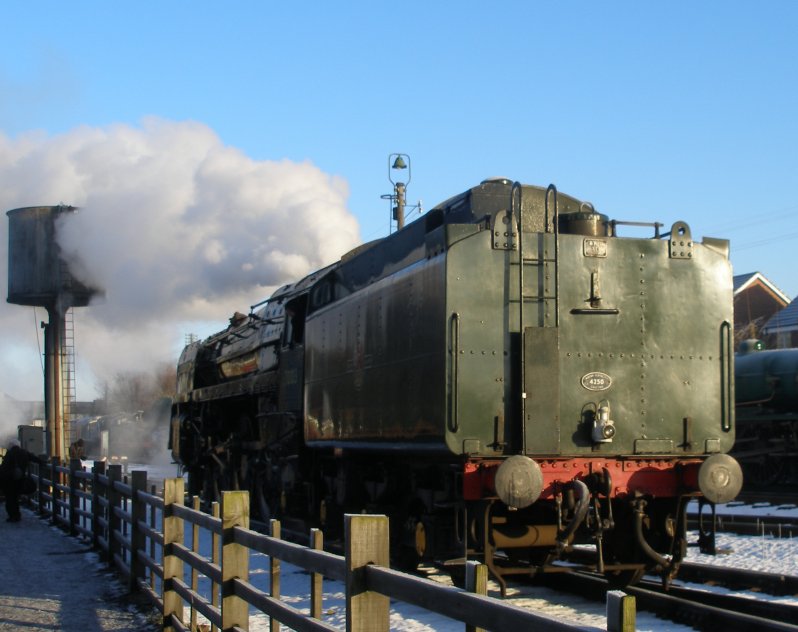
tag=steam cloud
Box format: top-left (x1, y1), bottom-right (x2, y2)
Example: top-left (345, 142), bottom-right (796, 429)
top-left (0, 118), bottom-right (361, 417)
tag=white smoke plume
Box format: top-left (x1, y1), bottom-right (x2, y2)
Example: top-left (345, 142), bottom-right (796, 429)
top-left (0, 118), bottom-right (361, 402)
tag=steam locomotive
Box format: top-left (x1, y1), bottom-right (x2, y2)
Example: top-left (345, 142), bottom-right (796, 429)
top-left (170, 178), bottom-right (742, 591)
top-left (735, 340), bottom-right (798, 486)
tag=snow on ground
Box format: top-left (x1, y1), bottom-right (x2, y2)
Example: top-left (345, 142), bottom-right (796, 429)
top-left (686, 528), bottom-right (798, 575)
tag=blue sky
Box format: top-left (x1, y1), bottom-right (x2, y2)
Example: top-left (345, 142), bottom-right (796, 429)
top-left (4, 2), bottom-right (797, 260)
top-left (1, 1), bottom-right (797, 401)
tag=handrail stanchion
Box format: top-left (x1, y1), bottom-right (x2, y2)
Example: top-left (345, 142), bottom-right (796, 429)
top-left (221, 490), bottom-right (250, 631)
top-left (107, 464), bottom-right (122, 570)
top-left (211, 500), bottom-right (220, 632)
top-left (345, 514), bottom-right (389, 632)
top-left (310, 527), bottom-right (324, 620)
top-left (162, 477), bottom-right (185, 632)
top-left (92, 460), bottom-right (106, 553)
top-left (68, 457), bottom-right (80, 536)
top-left (129, 470), bottom-right (147, 592)
top-left (35, 462), bottom-right (45, 516)
top-left (190, 495), bottom-right (200, 631)
top-left (270, 519), bottom-right (281, 632)
top-left (465, 561), bottom-right (488, 632)
top-left (149, 484), bottom-right (157, 595)
top-left (50, 457), bottom-right (59, 524)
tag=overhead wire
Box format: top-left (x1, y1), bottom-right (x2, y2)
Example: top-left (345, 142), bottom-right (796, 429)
top-left (707, 203), bottom-right (798, 236)
top-left (702, 202), bottom-right (798, 253)
top-left (733, 230), bottom-right (798, 252)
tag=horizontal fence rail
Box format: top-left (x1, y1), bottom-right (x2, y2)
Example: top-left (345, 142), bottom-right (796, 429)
top-left (14, 458), bottom-right (636, 631)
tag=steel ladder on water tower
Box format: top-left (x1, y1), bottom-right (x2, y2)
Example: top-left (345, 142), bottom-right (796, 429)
top-left (62, 307), bottom-right (77, 445)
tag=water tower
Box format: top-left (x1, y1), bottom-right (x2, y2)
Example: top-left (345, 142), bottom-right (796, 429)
top-left (7, 205), bottom-right (101, 459)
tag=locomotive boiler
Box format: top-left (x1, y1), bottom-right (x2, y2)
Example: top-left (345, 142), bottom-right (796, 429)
top-left (171, 178), bottom-right (742, 591)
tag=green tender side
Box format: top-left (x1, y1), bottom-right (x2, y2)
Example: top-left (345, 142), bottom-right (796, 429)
top-left (304, 183), bottom-right (734, 458)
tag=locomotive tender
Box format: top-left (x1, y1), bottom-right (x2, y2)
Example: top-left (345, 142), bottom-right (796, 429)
top-left (171, 178), bottom-right (742, 590)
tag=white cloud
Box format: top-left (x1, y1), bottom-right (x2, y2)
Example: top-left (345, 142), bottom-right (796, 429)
top-left (0, 118), bottom-right (361, 401)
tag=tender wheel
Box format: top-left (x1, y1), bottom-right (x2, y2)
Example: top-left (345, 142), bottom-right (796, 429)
top-left (202, 466), bottom-right (221, 505)
top-left (448, 566), bottom-right (466, 588)
top-left (397, 518), bottom-right (428, 571)
top-left (319, 497), bottom-right (343, 540)
top-left (253, 466), bottom-right (273, 522)
top-left (392, 500), bottom-right (428, 572)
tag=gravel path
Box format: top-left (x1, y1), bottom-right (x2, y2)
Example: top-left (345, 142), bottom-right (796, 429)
top-left (0, 507), bottom-right (159, 631)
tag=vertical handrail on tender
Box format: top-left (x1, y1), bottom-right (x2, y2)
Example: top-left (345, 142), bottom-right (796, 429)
top-left (511, 183), bottom-right (526, 454)
top-left (720, 320), bottom-right (733, 432)
top-left (448, 312), bottom-right (461, 433)
top-left (545, 184), bottom-right (560, 328)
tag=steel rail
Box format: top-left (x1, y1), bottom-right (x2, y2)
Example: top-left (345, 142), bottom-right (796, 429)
top-left (540, 571), bottom-right (798, 631)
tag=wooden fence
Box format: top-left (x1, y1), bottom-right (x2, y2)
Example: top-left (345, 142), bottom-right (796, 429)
top-left (24, 458), bottom-right (635, 632)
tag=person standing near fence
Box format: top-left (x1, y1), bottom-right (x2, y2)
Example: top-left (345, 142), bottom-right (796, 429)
top-left (68, 438), bottom-right (85, 460)
top-left (0, 439), bottom-right (44, 523)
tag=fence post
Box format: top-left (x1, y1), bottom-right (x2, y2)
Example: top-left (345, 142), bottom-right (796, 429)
top-left (163, 477), bottom-right (185, 632)
top-left (50, 457), bottom-right (59, 524)
top-left (465, 561), bottom-right (488, 632)
top-left (310, 528), bottom-right (323, 620)
top-left (92, 460), bottom-right (106, 552)
top-left (149, 484), bottom-right (157, 595)
top-left (35, 462), bottom-right (45, 516)
top-left (345, 514), bottom-right (389, 632)
top-left (270, 520), bottom-right (281, 632)
top-left (68, 458), bottom-right (81, 536)
top-left (606, 591), bottom-right (635, 632)
top-left (128, 470), bottom-right (147, 593)
top-left (107, 464), bottom-right (122, 570)
top-left (191, 495), bottom-right (200, 632)
top-left (221, 490), bottom-right (250, 632)
top-left (211, 501), bottom-right (220, 632)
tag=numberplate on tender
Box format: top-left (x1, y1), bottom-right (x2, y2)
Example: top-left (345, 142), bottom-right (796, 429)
top-left (583, 239), bottom-right (607, 257)
top-left (581, 371), bottom-right (612, 391)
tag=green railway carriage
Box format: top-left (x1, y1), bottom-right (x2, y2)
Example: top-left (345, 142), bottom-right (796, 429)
top-left (171, 178), bottom-right (741, 591)
top-left (733, 342), bottom-right (798, 486)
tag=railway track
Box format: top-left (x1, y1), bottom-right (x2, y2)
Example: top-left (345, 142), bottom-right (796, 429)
top-left (678, 561), bottom-right (798, 595)
top-left (735, 489), bottom-right (798, 506)
top-left (688, 500), bottom-right (798, 538)
top-left (541, 568), bottom-right (798, 631)
top-left (627, 577), bottom-right (798, 631)
top-left (688, 513), bottom-right (798, 538)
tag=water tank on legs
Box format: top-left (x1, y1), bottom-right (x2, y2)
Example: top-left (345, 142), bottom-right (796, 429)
top-left (6, 204), bottom-right (101, 460)
top-left (6, 205), bottom-right (98, 308)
